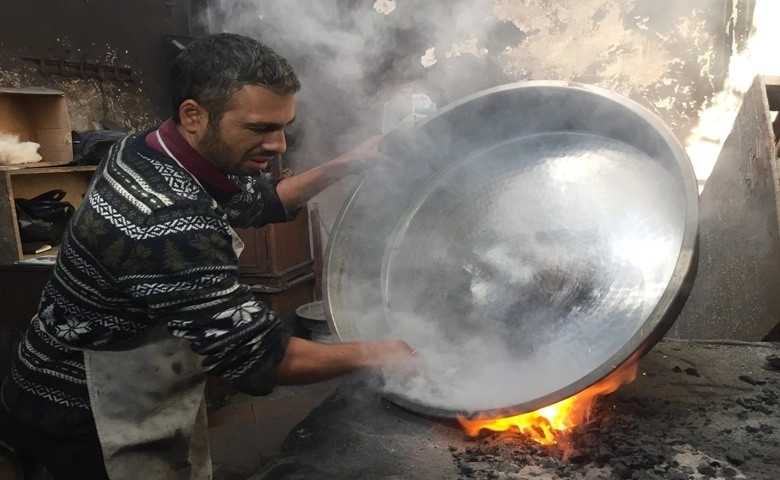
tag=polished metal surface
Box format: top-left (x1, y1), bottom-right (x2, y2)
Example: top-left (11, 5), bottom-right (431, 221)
top-left (324, 81), bottom-right (699, 418)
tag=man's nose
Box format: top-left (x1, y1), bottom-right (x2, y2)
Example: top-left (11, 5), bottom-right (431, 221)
top-left (265, 130), bottom-right (287, 153)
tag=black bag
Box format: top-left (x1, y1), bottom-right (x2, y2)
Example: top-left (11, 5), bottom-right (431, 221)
top-left (70, 130), bottom-right (126, 166)
top-left (15, 190), bottom-right (75, 246)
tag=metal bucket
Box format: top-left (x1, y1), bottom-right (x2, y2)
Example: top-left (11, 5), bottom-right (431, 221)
top-left (323, 81), bottom-right (699, 418)
top-left (295, 300), bottom-right (338, 343)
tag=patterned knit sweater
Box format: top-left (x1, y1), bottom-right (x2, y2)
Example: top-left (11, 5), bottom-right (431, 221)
top-left (2, 128), bottom-right (292, 435)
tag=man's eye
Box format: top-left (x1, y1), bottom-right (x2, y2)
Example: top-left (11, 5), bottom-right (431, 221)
top-left (250, 126), bottom-right (281, 134)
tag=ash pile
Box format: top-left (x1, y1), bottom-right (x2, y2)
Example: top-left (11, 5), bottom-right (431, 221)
top-left (452, 351), bottom-right (780, 480)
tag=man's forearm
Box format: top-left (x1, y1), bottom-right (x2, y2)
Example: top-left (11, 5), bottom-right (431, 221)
top-left (274, 337), bottom-right (411, 385)
top-left (275, 157), bottom-right (351, 211)
top-left (274, 134), bottom-right (391, 211)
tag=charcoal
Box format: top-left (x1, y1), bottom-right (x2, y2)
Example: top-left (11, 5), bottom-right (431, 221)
top-left (762, 390), bottom-right (779, 406)
top-left (631, 471), bottom-right (659, 480)
top-left (722, 466), bottom-right (739, 478)
top-left (755, 405), bottom-right (773, 415)
top-left (651, 465), bottom-right (667, 476)
top-left (566, 450), bottom-right (591, 465)
top-left (609, 460), bottom-right (633, 479)
top-left (665, 467), bottom-right (688, 480)
top-left (766, 354), bottom-right (780, 371)
top-left (594, 447), bottom-right (613, 464)
top-left (697, 463), bottom-right (717, 476)
top-left (465, 461), bottom-right (491, 471)
top-left (726, 451), bottom-right (745, 466)
top-left (637, 455), bottom-right (658, 470)
top-left (739, 375), bottom-right (766, 386)
top-left (580, 432), bottom-right (597, 446)
top-left (631, 396), bottom-right (651, 409)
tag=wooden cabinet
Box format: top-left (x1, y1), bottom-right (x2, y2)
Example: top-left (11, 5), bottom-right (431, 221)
top-left (234, 204), bottom-right (313, 286)
top-left (0, 165), bottom-right (96, 264)
top-left (234, 204), bottom-right (315, 333)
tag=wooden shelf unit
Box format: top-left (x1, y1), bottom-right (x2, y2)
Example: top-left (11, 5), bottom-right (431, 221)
top-left (0, 165), bottom-right (97, 264)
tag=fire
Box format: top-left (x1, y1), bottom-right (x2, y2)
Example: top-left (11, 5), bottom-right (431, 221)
top-left (457, 362), bottom-right (638, 445)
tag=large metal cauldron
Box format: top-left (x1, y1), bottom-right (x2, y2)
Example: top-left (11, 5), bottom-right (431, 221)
top-left (323, 81), bottom-right (699, 419)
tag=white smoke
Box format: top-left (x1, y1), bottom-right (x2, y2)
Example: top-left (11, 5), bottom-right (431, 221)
top-left (204, 1), bottom-right (742, 413)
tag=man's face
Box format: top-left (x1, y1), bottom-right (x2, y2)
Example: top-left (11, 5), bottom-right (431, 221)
top-left (197, 85), bottom-right (296, 175)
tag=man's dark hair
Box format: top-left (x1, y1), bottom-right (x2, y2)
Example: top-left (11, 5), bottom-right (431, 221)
top-left (170, 33), bottom-right (301, 124)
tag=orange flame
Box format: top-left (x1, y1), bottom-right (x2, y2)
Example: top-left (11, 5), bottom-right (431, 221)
top-left (457, 363), bottom-right (638, 445)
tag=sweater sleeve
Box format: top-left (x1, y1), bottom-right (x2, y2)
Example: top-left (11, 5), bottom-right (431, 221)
top-left (223, 174), bottom-right (299, 228)
top-left (114, 202), bottom-right (290, 395)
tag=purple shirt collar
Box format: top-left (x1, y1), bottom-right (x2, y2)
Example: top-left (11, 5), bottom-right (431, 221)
top-left (145, 118), bottom-right (241, 195)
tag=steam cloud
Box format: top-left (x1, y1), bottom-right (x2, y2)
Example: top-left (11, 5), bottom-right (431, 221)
top-left (204, 0), bottom-right (741, 168)
top-left (204, 1), bottom-right (742, 413)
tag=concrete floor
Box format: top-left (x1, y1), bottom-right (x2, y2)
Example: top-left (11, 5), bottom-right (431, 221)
top-left (249, 340), bottom-right (780, 480)
top-left (209, 379), bottom-right (341, 480)
top-left (0, 380), bottom-right (339, 480)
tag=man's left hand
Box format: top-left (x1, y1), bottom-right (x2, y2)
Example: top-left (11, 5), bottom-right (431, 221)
top-left (337, 134), bottom-right (397, 175)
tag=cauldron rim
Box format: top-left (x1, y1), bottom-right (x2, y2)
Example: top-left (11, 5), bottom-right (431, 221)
top-left (323, 80), bottom-right (700, 418)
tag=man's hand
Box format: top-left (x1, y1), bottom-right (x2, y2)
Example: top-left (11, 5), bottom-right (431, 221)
top-left (360, 339), bottom-right (415, 366)
top-left (274, 337), bottom-right (421, 385)
top-left (335, 134), bottom-right (397, 176)
top-left (367, 340), bottom-right (423, 379)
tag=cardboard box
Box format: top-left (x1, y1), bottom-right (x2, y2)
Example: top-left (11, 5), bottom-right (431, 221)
top-left (0, 87), bottom-right (73, 167)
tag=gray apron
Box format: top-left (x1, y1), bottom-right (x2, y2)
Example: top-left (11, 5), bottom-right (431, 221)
top-left (86, 130), bottom-right (246, 479)
top-left (85, 229), bottom-right (244, 480)
top-left (84, 329), bottom-right (211, 479)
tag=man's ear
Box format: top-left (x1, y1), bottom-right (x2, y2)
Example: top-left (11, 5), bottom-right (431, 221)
top-left (178, 100), bottom-right (209, 134)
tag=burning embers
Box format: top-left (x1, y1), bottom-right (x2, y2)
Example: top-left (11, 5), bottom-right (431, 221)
top-left (457, 362), bottom-right (638, 445)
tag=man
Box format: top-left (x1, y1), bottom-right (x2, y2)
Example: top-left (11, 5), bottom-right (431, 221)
top-left (0, 33), bottom-right (415, 479)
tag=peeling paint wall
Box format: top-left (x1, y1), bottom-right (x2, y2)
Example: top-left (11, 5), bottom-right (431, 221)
top-left (0, 0), bottom-right (194, 132)
top-left (0, 64), bottom-right (160, 133)
top-left (492, 0), bottom-right (738, 135)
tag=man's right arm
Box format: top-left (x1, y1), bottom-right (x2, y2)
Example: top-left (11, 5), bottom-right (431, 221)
top-left (116, 203), bottom-right (414, 395)
top-left (275, 135), bottom-right (394, 212)
top-left (274, 337), bottom-right (414, 385)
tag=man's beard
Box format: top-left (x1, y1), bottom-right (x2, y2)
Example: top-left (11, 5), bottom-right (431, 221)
top-left (198, 122), bottom-right (241, 174)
